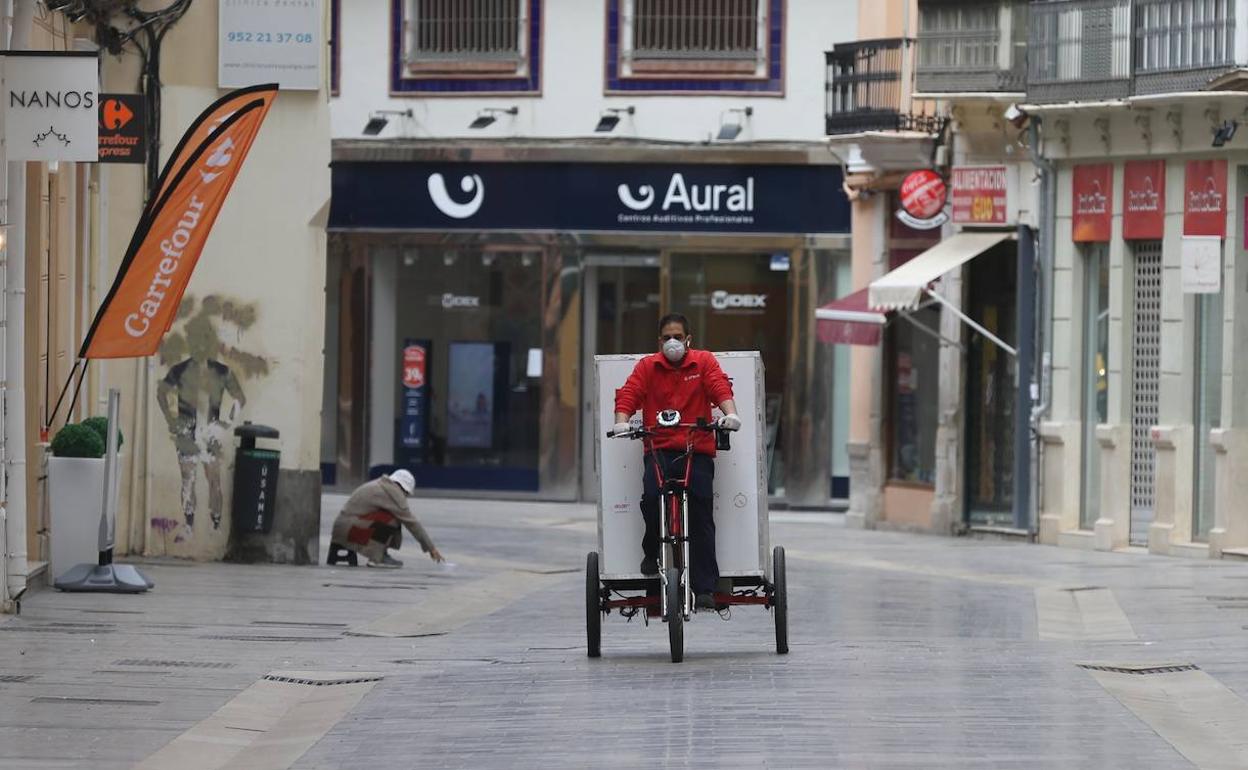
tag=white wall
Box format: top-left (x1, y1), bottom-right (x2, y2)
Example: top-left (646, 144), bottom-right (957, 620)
top-left (331, 0), bottom-right (855, 143)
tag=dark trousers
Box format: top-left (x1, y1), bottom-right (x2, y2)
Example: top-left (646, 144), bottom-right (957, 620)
top-left (640, 451), bottom-right (718, 594)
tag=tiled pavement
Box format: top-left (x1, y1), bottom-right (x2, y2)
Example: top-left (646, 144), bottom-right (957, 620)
top-left (3, 497), bottom-right (1248, 768)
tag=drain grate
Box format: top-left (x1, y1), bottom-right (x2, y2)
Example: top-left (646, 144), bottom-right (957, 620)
top-left (263, 673), bottom-right (383, 686)
top-left (114, 659), bottom-right (234, 669)
top-left (0, 674), bottom-right (35, 683)
top-left (31, 696), bottom-right (161, 706)
top-left (200, 635), bottom-right (341, 642)
top-left (322, 583), bottom-right (423, 590)
top-left (0, 626), bottom-right (113, 635)
top-left (1078, 663), bottom-right (1200, 675)
top-left (77, 608), bottom-right (144, 615)
top-left (250, 621), bottom-right (349, 629)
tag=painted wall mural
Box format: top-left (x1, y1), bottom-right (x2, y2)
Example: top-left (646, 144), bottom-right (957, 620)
top-left (152, 294), bottom-right (268, 544)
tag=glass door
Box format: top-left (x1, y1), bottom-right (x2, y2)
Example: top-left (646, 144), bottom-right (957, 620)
top-left (580, 257), bottom-right (660, 500)
top-left (964, 241), bottom-right (1018, 527)
top-left (1080, 245), bottom-right (1109, 530)
top-left (1193, 290), bottom-right (1223, 542)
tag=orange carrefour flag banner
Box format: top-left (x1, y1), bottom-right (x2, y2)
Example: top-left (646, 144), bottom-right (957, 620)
top-left (81, 84), bottom-right (277, 360)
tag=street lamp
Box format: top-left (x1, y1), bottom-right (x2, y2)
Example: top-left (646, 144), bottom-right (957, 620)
top-left (470, 106), bottom-right (519, 129)
top-left (717, 107), bottom-right (754, 141)
top-left (362, 108), bottom-right (413, 136)
top-left (595, 106), bottom-right (635, 133)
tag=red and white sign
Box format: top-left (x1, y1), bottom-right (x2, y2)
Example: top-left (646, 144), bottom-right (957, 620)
top-left (951, 166), bottom-right (1009, 225)
top-left (402, 344), bottom-right (427, 389)
top-left (1123, 160), bottom-right (1165, 240)
top-left (1072, 164), bottom-right (1112, 242)
top-left (900, 170), bottom-right (947, 220)
top-left (1184, 159), bottom-right (1228, 237)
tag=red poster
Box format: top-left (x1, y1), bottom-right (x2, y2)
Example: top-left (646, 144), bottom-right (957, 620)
top-left (1123, 160), bottom-right (1165, 240)
top-left (1184, 159), bottom-right (1228, 237)
top-left (951, 166), bottom-right (1008, 225)
top-left (1072, 164), bottom-right (1112, 242)
top-left (403, 344), bottom-right (426, 388)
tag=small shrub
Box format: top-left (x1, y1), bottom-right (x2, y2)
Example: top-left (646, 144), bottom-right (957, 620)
top-left (50, 423), bottom-right (105, 459)
top-left (80, 416), bottom-right (124, 451)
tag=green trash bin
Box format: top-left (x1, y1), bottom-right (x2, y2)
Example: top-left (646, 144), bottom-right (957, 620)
top-left (232, 422), bottom-right (280, 534)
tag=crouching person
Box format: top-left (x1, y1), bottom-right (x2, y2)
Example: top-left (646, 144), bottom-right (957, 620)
top-left (331, 470), bottom-right (444, 568)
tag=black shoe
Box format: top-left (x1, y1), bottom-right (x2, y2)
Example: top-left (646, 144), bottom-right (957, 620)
top-left (639, 557), bottom-right (658, 575)
top-left (695, 592), bottom-right (716, 610)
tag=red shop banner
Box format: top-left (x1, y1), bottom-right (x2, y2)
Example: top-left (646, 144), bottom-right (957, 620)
top-left (1184, 159), bottom-right (1228, 237)
top-left (951, 166), bottom-right (1008, 225)
top-left (1123, 160), bottom-right (1165, 240)
top-left (1072, 163), bottom-right (1113, 242)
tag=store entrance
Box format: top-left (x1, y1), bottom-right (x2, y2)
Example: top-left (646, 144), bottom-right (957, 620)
top-left (964, 242), bottom-right (1018, 527)
top-left (580, 256), bottom-right (661, 500)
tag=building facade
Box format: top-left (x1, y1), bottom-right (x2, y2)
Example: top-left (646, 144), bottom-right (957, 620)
top-left (4, 0), bottom-right (332, 612)
top-left (825, 0), bottom-right (1248, 562)
top-left (821, 0), bottom-right (1040, 535)
top-left (326, 0), bottom-right (858, 507)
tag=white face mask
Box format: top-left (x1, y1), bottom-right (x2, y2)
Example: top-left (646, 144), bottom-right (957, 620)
top-left (662, 338), bottom-right (687, 363)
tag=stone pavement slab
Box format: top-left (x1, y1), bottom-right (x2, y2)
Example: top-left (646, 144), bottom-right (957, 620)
top-left (1, 496), bottom-right (1247, 768)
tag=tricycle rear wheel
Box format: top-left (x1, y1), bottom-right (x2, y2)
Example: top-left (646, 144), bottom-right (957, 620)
top-left (773, 546), bottom-right (789, 655)
top-left (665, 567), bottom-right (684, 663)
top-left (586, 552), bottom-right (601, 658)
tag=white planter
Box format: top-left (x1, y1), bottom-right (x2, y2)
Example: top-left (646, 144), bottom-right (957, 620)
top-left (48, 456), bottom-right (106, 579)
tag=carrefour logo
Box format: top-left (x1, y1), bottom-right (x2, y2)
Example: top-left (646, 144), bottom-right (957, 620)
top-left (428, 173), bottom-right (485, 219)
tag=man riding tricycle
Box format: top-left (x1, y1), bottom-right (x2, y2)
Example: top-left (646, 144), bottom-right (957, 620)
top-left (588, 314), bottom-right (789, 663)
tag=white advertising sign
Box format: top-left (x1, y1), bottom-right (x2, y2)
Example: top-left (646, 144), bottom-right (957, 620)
top-left (595, 352), bottom-right (769, 579)
top-left (1181, 236), bottom-right (1222, 294)
top-left (219, 0), bottom-right (322, 90)
top-left (1, 52), bottom-right (99, 162)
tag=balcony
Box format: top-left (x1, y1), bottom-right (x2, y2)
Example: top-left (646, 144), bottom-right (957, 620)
top-left (1028, 0), bottom-right (1132, 103)
top-left (915, 0), bottom-right (1029, 95)
top-left (826, 39), bottom-right (944, 136)
top-left (1134, 0), bottom-right (1235, 94)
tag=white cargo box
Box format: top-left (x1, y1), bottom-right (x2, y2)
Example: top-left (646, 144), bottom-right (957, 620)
top-left (594, 351), bottom-right (770, 582)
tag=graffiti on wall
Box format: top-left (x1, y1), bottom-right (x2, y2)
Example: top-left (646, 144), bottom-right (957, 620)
top-left (151, 295), bottom-right (268, 543)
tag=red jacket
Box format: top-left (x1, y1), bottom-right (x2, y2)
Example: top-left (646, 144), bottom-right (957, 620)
top-left (614, 349), bottom-right (735, 455)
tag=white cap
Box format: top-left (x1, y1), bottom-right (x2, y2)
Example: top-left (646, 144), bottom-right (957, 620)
top-left (387, 469), bottom-right (415, 495)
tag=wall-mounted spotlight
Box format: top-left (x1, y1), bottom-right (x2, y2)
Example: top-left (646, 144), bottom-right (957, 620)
top-left (470, 106), bottom-right (519, 129)
top-left (1212, 119), bottom-right (1238, 148)
top-left (362, 108), bottom-right (413, 136)
top-left (717, 107), bottom-right (753, 141)
top-left (595, 106), bottom-right (636, 133)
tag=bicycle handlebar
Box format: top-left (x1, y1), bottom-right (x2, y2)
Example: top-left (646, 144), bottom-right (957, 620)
top-left (606, 422), bottom-right (729, 440)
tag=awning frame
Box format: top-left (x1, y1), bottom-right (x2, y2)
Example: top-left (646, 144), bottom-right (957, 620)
top-left (922, 288), bottom-right (1017, 358)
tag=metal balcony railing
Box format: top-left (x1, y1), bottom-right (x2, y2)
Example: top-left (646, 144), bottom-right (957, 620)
top-left (916, 1), bottom-right (1029, 94)
top-left (1134, 0), bottom-right (1235, 94)
top-left (1028, 0), bottom-right (1132, 103)
top-left (826, 39), bottom-right (945, 135)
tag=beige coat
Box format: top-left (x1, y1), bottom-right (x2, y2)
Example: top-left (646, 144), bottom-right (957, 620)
top-left (331, 477), bottom-right (436, 562)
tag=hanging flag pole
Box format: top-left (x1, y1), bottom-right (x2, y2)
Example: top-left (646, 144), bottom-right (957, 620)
top-left (53, 84), bottom-right (279, 594)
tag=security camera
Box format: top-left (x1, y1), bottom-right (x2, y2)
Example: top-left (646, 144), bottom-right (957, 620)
top-left (1004, 103), bottom-right (1029, 128)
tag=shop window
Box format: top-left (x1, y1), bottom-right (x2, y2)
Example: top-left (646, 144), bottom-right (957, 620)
top-left (391, 247), bottom-right (544, 491)
top-left (669, 252), bottom-right (788, 494)
top-left (391, 0), bottom-right (541, 94)
top-left (886, 307), bottom-right (940, 485)
top-left (1080, 245), bottom-right (1109, 530)
top-left (606, 0), bottom-right (783, 93)
top-left (1193, 290), bottom-right (1223, 542)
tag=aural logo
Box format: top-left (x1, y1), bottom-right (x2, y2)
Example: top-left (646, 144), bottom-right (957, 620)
top-left (428, 173), bottom-right (485, 219)
top-left (616, 173), bottom-right (754, 213)
top-left (617, 183), bottom-right (656, 211)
